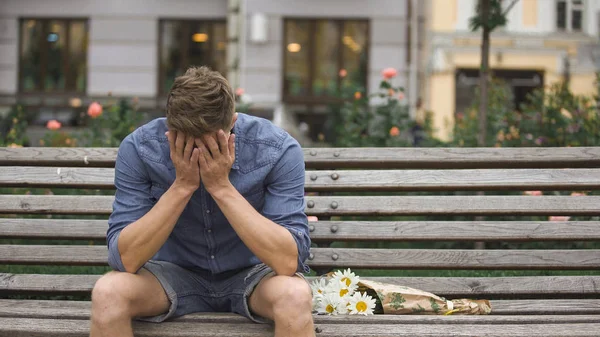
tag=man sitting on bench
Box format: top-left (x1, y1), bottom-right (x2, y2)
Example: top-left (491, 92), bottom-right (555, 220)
top-left (90, 66), bottom-right (314, 337)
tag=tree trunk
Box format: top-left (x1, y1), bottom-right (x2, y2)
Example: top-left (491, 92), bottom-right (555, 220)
top-left (478, 0), bottom-right (491, 147)
top-left (475, 0), bottom-right (492, 251)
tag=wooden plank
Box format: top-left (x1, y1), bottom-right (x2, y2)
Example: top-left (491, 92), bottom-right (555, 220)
top-left (2, 300), bottom-right (600, 326)
top-left (4, 219), bottom-right (600, 242)
top-left (3, 274), bottom-right (600, 298)
top-left (2, 318), bottom-right (600, 337)
top-left (307, 248), bottom-right (600, 270)
top-left (309, 221), bottom-right (600, 242)
top-left (4, 167), bottom-right (600, 192)
top-left (0, 148), bottom-right (118, 168)
top-left (0, 167), bottom-right (115, 189)
top-left (0, 219), bottom-right (107, 240)
top-left (4, 147), bottom-right (600, 169)
top-left (2, 195), bottom-right (600, 216)
top-left (305, 169), bottom-right (600, 191)
top-left (303, 147), bottom-right (600, 169)
top-left (2, 246), bottom-right (600, 270)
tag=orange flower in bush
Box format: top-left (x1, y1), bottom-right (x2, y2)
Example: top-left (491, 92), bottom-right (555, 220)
top-left (307, 216), bottom-right (319, 222)
top-left (388, 88), bottom-right (395, 96)
top-left (549, 216), bottom-right (570, 222)
top-left (235, 88), bottom-right (245, 96)
top-left (339, 69), bottom-right (347, 78)
top-left (354, 92), bottom-right (362, 100)
top-left (46, 120), bottom-right (62, 130)
top-left (382, 67), bottom-right (398, 80)
top-left (570, 192), bottom-right (586, 196)
top-left (389, 126), bottom-right (400, 137)
top-left (87, 102), bottom-right (103, 119)
top-left (524, 191), bottom-right (543, 196)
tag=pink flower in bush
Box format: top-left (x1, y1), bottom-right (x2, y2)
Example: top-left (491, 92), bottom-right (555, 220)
top-left (549, 216), bottom-right (570, 222)
top-left (46, 120), bottom-right (62, 130)
top-left (570, 192), bottom-right (587, 196)
top-left (235, 88), bottom-right (245, 96)
top-left (524, 191), bottom-right (543, 196)
top-left (389, 126), bottom-right (400, 137)
top-left (339, 69), bottom-right (347, 78)
top-left (307, 216), bottom-right (318, 222)
top-left (382, 67), bottom-right (398, 80)
top-left (398, 92), bottom-right (404, 100)
top-left (87, 102), bottom-right (103, 119)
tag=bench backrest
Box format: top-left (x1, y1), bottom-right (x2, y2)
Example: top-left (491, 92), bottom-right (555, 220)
top-left (1, 147), bottom-right (600, 301)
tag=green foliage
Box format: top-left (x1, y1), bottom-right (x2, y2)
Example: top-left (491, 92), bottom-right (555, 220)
top-left (327, 79), bottom-right (440, 147)
top-left (469, 0), bottom-right (513, 32)
top-left (452, 78), bottom-right (600, 148)
top-left (0, 105), bottom-right (29, 147)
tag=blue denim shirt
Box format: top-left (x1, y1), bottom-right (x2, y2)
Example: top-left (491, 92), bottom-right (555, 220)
top-left (107, 113), bottom-right (311, 274)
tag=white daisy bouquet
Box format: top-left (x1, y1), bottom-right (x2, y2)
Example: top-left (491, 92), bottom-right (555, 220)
top-left (311, 268), bottom-right (377, 316)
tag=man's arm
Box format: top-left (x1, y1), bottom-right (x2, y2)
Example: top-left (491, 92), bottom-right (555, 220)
top-left (108, 131), bottom-right (200, 273)
top-left (197, 131), bottom-right (310, 276)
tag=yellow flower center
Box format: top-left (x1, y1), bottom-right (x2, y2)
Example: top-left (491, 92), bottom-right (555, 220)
top-left (317, 289), bottom-right (322, 294)
top-left (342, 277), bottom-right (351, 286)
top-left (356, 301), bottom-right (367, 312)
top-left (339, 289), bottom-right (349, 297)
top-left (326, 304), bottom-right (335, 313)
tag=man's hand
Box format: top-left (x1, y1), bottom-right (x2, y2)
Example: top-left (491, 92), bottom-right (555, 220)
top-left (166, 130), bottom-right (201, 194)
top-left (195, 130), bottom-right (235, 195)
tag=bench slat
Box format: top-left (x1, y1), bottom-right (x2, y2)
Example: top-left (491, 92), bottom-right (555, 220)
top-left (3, 147), bottom-right (600, 169)
top-left (2, 317), bottom-right (600, 337)
top-left (4, 219), bottom-right (600, 241)
top-left (2, 246), bottom-right (599, 270)
top-left (2, 274), bottom-right (599, 298)
top-left (2, 195), bottom-right (600, 216)
top-left (4, 167), bottom-right (600, 192)
top-left (2, 299), bottom-right (600, 323)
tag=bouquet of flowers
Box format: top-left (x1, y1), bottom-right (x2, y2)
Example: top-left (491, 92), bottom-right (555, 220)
top-left (311, 269), bottom-right (377, 315)
top-left (312, 269), bottom-right (491, 316)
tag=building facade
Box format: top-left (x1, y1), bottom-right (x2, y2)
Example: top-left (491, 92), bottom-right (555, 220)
top-left (0, 0), bottom-right (415, 143)
top-left (424, 0), bottom-right (600, 140)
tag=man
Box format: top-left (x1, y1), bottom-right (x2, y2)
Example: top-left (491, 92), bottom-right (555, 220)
top-left (90, 66), bottom-right (314, 337)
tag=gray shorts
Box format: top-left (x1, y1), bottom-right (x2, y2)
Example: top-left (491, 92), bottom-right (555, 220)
top-left (135, 260), bottom-right (280, 323)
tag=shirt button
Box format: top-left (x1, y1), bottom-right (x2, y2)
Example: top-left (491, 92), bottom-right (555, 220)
top-left (206, 210), bottom-right (211, 214)
top-left (207, 229), bottom-right (212, 233)
top-left (211, 255), bottom-right (215, 259)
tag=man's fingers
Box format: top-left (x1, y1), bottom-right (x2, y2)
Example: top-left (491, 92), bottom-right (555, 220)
top-left (197, 146), bottom-right (208, 168)
top-left (166, 131), bottom-right (175, 157)
top-left (184, 136), bottom-right (194, 160)
top-left (191, 148), bottom-right (200, 168)
top-left (196, 139), bottom-right (212, 164)
top-left (228, 133), bottom-right (235, 161)
top-left (217, 130), bottom-right (229, 157)
top-left (203, 135), bottom-right (220, 157)
top-left (175, 131), bottom-right (185, 156)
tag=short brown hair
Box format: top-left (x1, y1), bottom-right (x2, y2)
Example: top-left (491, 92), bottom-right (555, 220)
top-left (166, 66), bottom-right (235, 137)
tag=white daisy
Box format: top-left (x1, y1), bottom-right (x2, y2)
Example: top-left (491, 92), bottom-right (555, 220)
top-left (310, 278), bottom-right (328, 297)
top-left (331, 268), bottom-right (360, 288)
top-left (326, 277), bottom-right (357, 300)
top-left (316, 293), bottom-right (345, 315)
top-left (347, 291), bottom-right (377, 316)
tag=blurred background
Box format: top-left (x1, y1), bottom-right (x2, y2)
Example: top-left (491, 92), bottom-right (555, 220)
top-left (0, 0), bottom-right (599, 147)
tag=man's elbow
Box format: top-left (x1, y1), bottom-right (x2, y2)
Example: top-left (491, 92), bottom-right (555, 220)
top-left (273, 257), bottom-right (298, 276)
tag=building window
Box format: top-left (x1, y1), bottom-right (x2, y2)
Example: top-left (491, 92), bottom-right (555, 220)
top-left (283, 19), bottom-right (369, 103)
top-left (159, 20), bottom-right (227, 95)
top-left (19, 18), bottom-right (88, 93)
top-left (557, 0), bottom-right (584, 32)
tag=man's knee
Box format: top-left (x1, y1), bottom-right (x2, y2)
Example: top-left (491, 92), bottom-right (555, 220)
top-left (91, 271), bottom-right (134, 320)
top-left (271, 276), bottom-right (313, 317)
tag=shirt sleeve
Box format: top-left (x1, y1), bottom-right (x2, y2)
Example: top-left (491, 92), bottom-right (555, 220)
top-left (262, 136), bottom-right (311, 273)
top-left (107, 134), bottom-right (154, 272)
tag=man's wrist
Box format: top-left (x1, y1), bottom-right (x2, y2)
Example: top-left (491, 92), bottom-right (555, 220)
top-left (208, 181), bottom-right (236, 201)
top-left (170, 181), bottom-right (196, 198)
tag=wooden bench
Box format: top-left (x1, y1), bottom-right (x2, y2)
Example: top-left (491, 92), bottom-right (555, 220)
top-left (1, 146), bottom-right (600, 336)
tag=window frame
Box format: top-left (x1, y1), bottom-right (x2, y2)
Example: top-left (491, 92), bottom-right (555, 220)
top-left (556, 0), bottom-right (585, 32)
top-left (157, 18), bottom-right (227, 96)
top-left (18, 17), bottom-right (89, 95)
top-left (281, 17), bottom-right (370, 105)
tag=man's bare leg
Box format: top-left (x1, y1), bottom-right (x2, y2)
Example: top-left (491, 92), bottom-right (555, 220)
top-left (89, 269), bottom-right (170, 337)
top-left (249, 274), bottom-right (315, 337)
